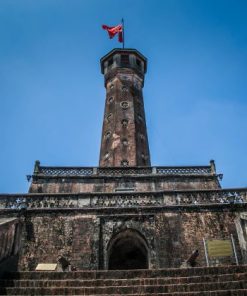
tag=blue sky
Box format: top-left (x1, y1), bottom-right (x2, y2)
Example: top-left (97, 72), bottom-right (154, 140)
top-left (0, 0), bottom-right (246, 193)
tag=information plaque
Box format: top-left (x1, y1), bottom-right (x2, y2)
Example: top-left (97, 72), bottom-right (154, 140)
top-left (207, 239), bottom-right (233, 257)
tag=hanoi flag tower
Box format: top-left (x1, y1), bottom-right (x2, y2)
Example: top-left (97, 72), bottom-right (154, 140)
top-left (99, 49), bottom-right (151, 167)
top-left (0, 43), bottom-right (247, 294)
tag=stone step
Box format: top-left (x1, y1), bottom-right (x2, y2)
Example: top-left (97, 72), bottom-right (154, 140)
top-left (4, 265), bottom-right (247, 280)
top-left (1, 292), bottom-right (246, 296)
top-left (0, 280), bottom-right (246, 295)
top-left (1, 272), bottom-right (247, 288)
top-left (2, 293), bottom-right (246, 296)
top-left (3, 292), bottom-right (247, 296)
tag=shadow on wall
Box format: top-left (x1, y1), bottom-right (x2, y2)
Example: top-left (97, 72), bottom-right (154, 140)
top-left (0, 217), bottom-right (22, 278)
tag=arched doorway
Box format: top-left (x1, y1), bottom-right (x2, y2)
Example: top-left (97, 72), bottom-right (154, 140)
top-left (107, 229), bottom-right (149, 270)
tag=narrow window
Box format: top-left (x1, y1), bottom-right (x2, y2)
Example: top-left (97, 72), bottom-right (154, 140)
top-left (104, 152), bottom-right (110, 160)
top-left (121, 119), bottom-right (128, 127)
top-left (136, 58), bottom-right (141, 68)
top-left (121, 54), bottom-right (129, 65)
top-left (115, 188), bottom-right (135, 193)
top-left (105, 131), bottom-right (111, 139)
top-left (108, 58), bottom-right (113, 67)
top-left (108, 97), bottom-right (114, 103)
top-left (122, 139), bottom-right (128, 146)
top-left (121, 160), bottom-right (129, 166)
top-left (106, 113), bottom-right (112, 122)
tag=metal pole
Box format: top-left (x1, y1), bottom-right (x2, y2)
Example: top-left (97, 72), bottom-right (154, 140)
top-left (122, 18), bottom-right (125, 49)
top-left (203, 238), bottom-right (209, 267)
top-left (231, 234), bottom-right (239, 265)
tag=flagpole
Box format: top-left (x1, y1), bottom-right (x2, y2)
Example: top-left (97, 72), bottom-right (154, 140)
top-left (122, 18), bottom-right (125, 49)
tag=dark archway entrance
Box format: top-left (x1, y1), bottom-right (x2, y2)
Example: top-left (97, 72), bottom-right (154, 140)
top-left (108, 229), bottom-right (149, 270)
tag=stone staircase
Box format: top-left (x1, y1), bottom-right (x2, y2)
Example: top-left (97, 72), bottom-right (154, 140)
top-left (0, 265), bottom-right (247, 295)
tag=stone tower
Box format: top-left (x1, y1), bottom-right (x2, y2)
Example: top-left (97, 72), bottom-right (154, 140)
top-left (99, 49), bottom-right (150, 167)
top-left (0, 47), bottom-right (247, 289)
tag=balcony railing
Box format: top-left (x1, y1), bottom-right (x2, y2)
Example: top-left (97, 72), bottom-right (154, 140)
top-left (34, 164), bottom-right (213, 178)
top-left (0, 188), bottom-right (246, 210)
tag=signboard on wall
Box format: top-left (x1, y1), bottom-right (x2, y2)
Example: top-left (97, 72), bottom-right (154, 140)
top-left (203, 235), bottom-right (238, 267)
top-left (207, 239), bottom-right (233, 257)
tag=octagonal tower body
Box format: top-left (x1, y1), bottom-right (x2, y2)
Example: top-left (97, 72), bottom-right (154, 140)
top-left (99, 48), bottom-right (151, 167)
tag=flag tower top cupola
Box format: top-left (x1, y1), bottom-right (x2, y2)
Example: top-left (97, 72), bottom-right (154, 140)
top-left (100, 48), bottom-right (147, 86)
top-left (99, 48), bottom-right (151, 167)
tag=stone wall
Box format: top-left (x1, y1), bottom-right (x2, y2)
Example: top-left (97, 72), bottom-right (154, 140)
top-left (156, 211), bottom-right (240, 267)
top-left (29, 175), bottom-right (219, 194)
top-left (18, 208), bottom-right (243, 271)
top-left (19, 212), bottom-right (99, 271)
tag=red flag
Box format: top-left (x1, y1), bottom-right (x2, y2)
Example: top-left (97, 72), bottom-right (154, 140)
top-left (102, 24), bottom-right (123, 43)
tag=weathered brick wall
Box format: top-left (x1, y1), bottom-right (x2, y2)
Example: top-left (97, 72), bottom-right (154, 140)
top-left (18, 209), bottom-right (243, 271)
top-left (19, 213), bottom-right (99, 271)
top-left (156, 211), bottom-right (241, 268)
top-left (29, 176), bottom-right (219, 193)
